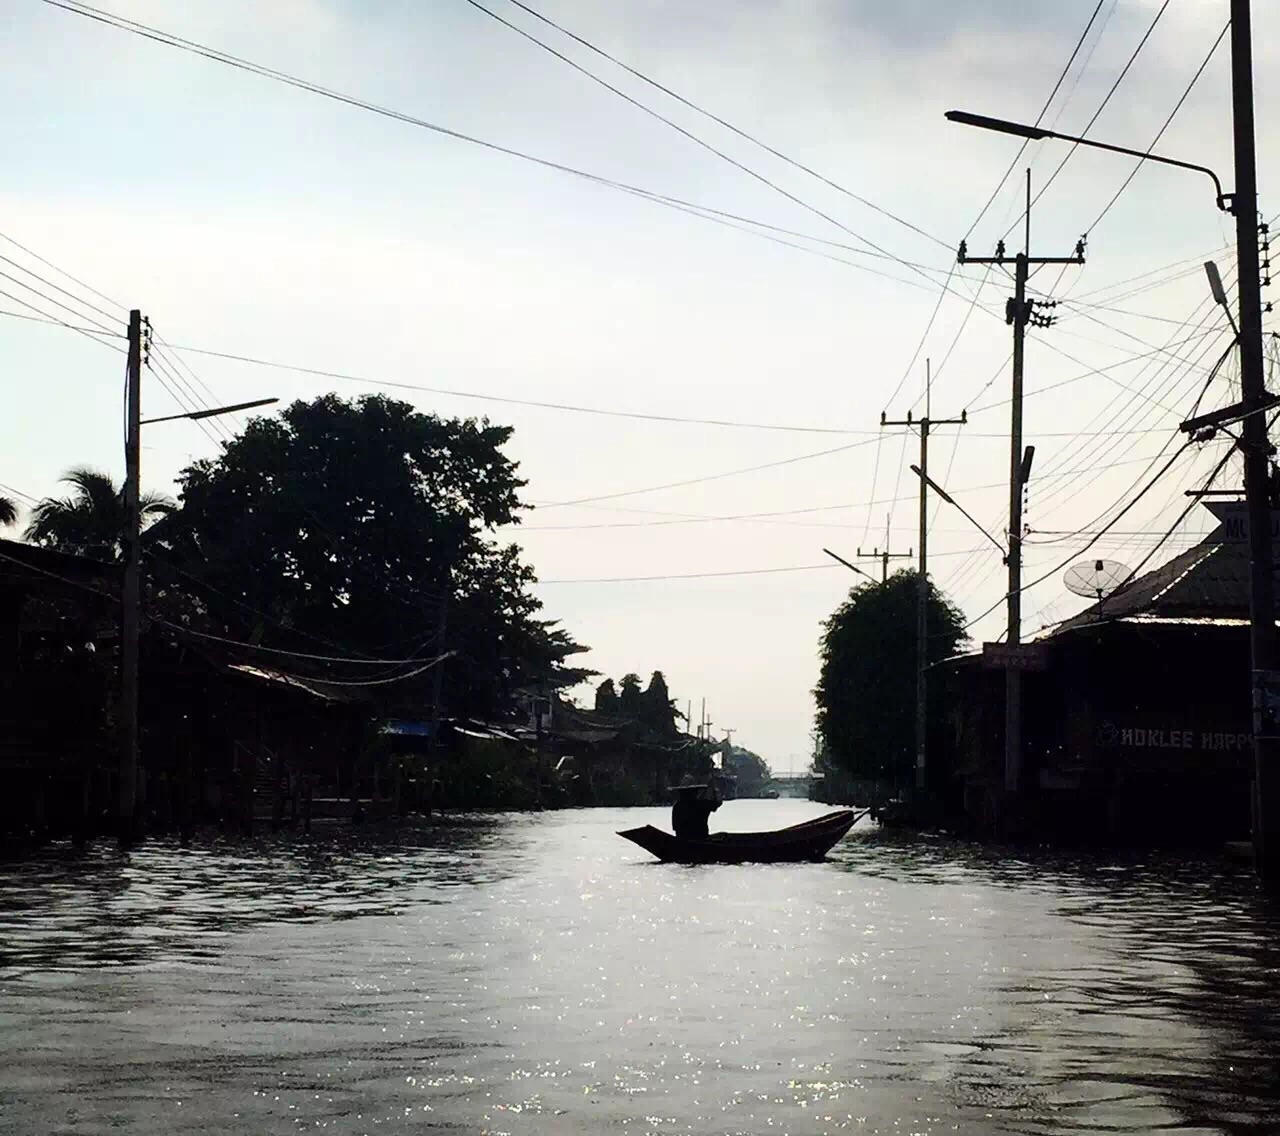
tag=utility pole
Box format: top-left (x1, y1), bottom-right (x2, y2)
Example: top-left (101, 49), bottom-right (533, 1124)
top-left (427, 591), bottom-right (450, 763)
top-left (1229, 0), bottom-right (1280, 884)
top-left (119, 309), bottom-right (143, 847)
top-left (882, 359), bottom-right (966, 792)
top-left (959, 174), bottom-right (1083, 798)
top-left (856, 515), bottom-right (911, 581)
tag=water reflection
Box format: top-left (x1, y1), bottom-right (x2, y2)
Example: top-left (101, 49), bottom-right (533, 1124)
top-left (0, 815), bottom-right (518, 973)
top-left (1, 801), bottom-right (1278, 1134)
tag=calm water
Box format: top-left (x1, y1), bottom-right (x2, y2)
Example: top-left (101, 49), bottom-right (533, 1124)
top-left (2, 800), bottom-right (1279, 1135)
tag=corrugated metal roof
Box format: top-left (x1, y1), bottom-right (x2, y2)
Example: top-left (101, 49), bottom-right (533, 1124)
top-left (1052, 534), bottom-right (1260, 634)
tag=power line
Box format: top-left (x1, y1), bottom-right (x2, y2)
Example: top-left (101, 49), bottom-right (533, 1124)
top-left (156, 620), bottom-right (447, 666)
top-left (967, 328), bottom-right (1224, 414)
top-left (956, 438), bottom-right (1195, 633)
top-left (0, 306), bottom-right (123, 338)
top-left (537, 436), bottom-right (881, 508)
top-left (1007, 0), bottom-right (1172, 236)
top-left (39, 0), bottom-right (954, 296)
top-left (145, 354), bottom-right (228, 446)
top-left (966, 0), bottom-right (1110, 237)
top-left (162, 340), bottom-right (871, 435)
top-left (1083, 22), bottom-right (1230, 237)
top-left (0, 288), bottom-right (124, 354)
top-left (1039, 21), bottom-right (1230, 301)
top-left (150, 332), bottom-right (245, 433)
top-left (0, 481), bottom-right (40, 504)
top-left (0, 266), bottom-right (116, 335)
top-left (483, 0), bottom-right (949, 250)
top-left (536, 563), bottom-right (837, 584)
top-left (159, 619), bottom-right (456, 685)
top-left (939, 296), bottom-right (1230, 604)
top-left (519, 447), bottom-right (1188, 532)
top-left (0, 229), bottom-right (126, 314)
top-left (462, 0), bottom-right (936, 276)
top-left (874, 3), bottom-right (1116, 540)
top-left (0, 252), bottom-right (121, 326)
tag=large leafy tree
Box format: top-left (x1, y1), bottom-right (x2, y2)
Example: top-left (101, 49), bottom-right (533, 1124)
top-left (0, 496), bottom-right (17, 527)
top-left (26, 468), bottom-right (172, 559)
top-left (155, 394), bottom-right (588, 716)
top-left (814, 570), bottom-right (968, 784)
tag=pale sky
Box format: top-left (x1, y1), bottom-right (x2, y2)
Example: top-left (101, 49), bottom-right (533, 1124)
top-left (2, 1), bottom-right (1275, 765)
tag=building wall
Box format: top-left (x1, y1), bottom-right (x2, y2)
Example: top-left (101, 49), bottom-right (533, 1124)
top-left (945, 622), bottom-right (1254, 844)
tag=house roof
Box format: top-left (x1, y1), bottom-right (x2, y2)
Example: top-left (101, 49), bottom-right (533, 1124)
top-left (0, 537), bottom-right (119, 591)
top-left (1051, 503), bottom-right (1265, 634)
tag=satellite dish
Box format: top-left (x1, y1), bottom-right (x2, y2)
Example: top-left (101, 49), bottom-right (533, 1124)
top-left (1064, 559), bottom-right (1131, 601)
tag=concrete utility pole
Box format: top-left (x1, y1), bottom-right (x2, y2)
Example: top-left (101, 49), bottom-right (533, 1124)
top-left (1229, 0), bottom-right (1280, 884)
top-left (959, 175), bottom-right (1084, 796)
top-left (116, 312), bottom-right (275, 845)
top-left (427, 591), bottom-right (450, 765)
top-left (945, 1), bottom-right (1270, 870)
top-left (119, 310), bottom-right (143, 847)
top-left (882, 359), bottom-right (966, 792)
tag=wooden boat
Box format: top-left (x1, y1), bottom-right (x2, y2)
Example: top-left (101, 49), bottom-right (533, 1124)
top-left (617, 808), bottom-right (862, 864)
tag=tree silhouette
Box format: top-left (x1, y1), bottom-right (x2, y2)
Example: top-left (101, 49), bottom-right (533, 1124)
top-left (641, 670), bottom-right (679, 737)
top-left (0, 496), bottom-right (17, 527)
top-left (155, 394), bottom-right (588, 717)
top-left (594, 678), bottom-right (620, 714)
top-left (26, 468), bottom-right (173, 560)
top-left (814, 570), bottom-right (968, 784)
top-left (618, 673), bottom-right (644, 719)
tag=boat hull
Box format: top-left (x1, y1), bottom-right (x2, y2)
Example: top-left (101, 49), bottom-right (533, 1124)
top-left (617, 809), bottom-right (860, 864)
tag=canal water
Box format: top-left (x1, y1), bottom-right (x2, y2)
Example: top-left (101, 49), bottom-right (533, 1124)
top-left (2, 799), bottom-right (1279, 1135)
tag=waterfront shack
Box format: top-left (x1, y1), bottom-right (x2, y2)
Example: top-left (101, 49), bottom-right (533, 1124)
top-left (943, 504), bottom-right (1263, 845)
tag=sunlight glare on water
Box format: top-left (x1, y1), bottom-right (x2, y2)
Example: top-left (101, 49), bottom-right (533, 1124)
top-left (2, 799), bottom-right (1278, 1134)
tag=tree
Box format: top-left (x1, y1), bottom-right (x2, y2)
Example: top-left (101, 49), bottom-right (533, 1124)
top-left (618, 673), bottom-right (644, 719)
top-left (26, 467), bottom-right (173, 560)
top-left (814, 570), bottom-right (968, 785)
top-left (154, 394), bottom-right (588, 717)
top-left (0, 496), bottom-right (16, 527)
top-left (594, 678), bottom-right (620, 714)
top-left (724, 745), bottom-right (771, 796)
top-left (641, 671), bottom-right (679, 737)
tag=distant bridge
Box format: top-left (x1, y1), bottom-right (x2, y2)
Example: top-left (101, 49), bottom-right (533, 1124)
top-left (766, 772), bottom-right (815, 799)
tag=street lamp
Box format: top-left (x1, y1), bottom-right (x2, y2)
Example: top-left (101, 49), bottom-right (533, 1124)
top-left (944, 110), bottom-right (1232, 213)
top-left (141, 397), bottom-right (278, 426)
top-left (908, 464), bottom-right (1007, 558)
top-left (822, 547), bottom-right (877, 582)
top-left (948, 0), bottom-right (1279, 884)
top-left (119, 304), bottom-right (275, 847)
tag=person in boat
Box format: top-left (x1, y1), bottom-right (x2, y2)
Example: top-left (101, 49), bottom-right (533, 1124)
top-left (671, 776), bottom-right (721, 840)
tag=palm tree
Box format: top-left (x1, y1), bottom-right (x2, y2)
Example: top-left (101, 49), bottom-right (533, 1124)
top-left (0, 495), bottom-right (17, 527)
top-left (25, 467), bottom-right (173, 560)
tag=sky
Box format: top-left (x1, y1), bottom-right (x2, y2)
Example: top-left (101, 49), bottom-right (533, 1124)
top-left (2, 0), bottom-right (1277, 768)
